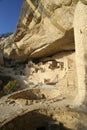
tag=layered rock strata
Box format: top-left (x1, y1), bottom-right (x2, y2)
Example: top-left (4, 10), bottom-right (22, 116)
top-left (2, 0), bottom-right (77, 61)
top-left (0, 0), bottom-right (87, 129)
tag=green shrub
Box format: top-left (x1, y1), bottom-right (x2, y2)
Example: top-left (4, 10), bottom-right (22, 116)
top-left (0, 32), bottom-right (13, 38)
top-left (3, 80), bottom-right (20, 94)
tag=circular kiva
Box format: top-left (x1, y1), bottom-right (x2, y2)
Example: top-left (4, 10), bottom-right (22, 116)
top-left (80, 0), bottom-right (87, 4)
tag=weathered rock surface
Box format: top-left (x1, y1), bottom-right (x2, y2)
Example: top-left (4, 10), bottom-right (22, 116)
top-left (2, 0), bottom-right (79, 62)
top-left (0, 34), bottom-right (14, 59)
top-left (1, 0), bottom-right (87, 129)
top-left (73, 1), bottom-right (87, 106)
top-left (80, 0), bottom-right (87, 4)
top-left (0, 87), bottom-right (87, 130)
top-left (1, 108), bottom-right (87, 130)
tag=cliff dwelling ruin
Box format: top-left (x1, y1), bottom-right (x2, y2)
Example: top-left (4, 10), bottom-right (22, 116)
top-left (1, 0), bottom-right (87, 130)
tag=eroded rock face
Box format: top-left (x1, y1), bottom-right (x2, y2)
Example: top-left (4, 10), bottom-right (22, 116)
top-left (73, 1), bottom-right (87, 106)
top-left (0, 34), bottom-right (14, 59)
top-left (3, 0), bottom-right (79, 62)
top-left (80, 0), bottom-right (87, 4)
top-left (1, 0), bottom-right (87, 129)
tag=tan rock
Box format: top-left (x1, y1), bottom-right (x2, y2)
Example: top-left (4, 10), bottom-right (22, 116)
top-left (80, 0), bottom-right (87, 4)
top-left (5, 0), bottom-right (77, 62)
top-left (0, 34), bottom-right (14, 59)
top-left (74, 1), bottom-right (87, 106)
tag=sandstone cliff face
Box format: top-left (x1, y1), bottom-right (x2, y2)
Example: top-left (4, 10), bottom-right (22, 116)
top-left (1, 1), bottom-right (87, 129)
top-left (3, 0), bottom-right (79, 62)
top-left (0, 34), bottom-right (14, 59)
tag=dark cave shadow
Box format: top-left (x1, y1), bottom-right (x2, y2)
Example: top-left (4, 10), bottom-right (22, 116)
top-left (0, 110), bottom-right (72, 130)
